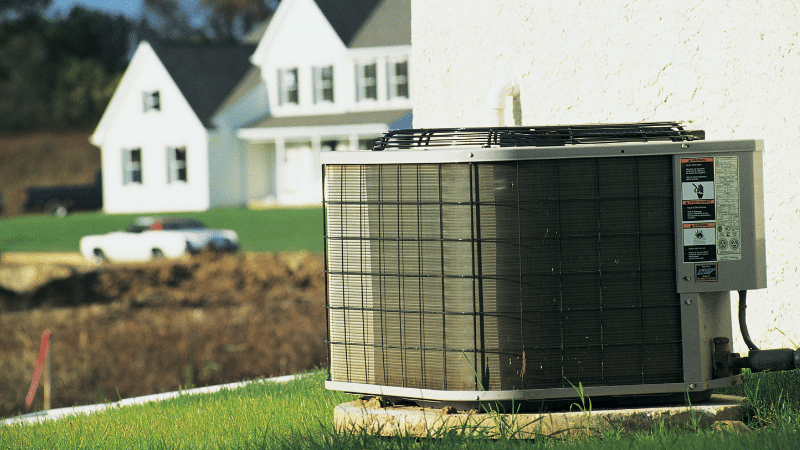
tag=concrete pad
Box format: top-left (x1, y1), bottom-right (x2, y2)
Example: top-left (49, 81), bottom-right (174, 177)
top-left (334, 394), bottom-right (747, 439)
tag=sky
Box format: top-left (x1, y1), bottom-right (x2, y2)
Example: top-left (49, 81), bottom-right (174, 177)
top-left (48, 0), bottom-right (145, 19)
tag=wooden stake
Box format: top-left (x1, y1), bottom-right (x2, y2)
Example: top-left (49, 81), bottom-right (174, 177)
top-left (24, 330), bottom-right (51, 410)
top-left (43, 333), bottom-right (51, 410)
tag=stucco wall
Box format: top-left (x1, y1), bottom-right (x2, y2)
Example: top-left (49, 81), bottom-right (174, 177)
top-left (412, 0), bottom-right (800, 351)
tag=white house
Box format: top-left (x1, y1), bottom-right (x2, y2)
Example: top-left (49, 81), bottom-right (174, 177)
top-left (238, 0), bottom-right (412, 206)
top-left (410, 0), bottom-right (800, 352)
top-left (91, 41), bottom-right (257, 214)
top-left (92, 0), bottom-right (411, 212)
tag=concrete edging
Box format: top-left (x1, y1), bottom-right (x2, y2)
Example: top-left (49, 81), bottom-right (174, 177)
top-left (334, 394), bottom-right (748, 439)
top-left (3, 373), bottom-right (302, 426)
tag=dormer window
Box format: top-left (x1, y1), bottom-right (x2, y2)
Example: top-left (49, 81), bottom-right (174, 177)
top-left (278, 68), bottom-right (299, 105)
top-left (143, 91), bottom-right (160, 112)
top-left (356, 62), bottom-right (377, 101)
top-left (313, 66), bottom-right (334, 104)
top-left (388, 60), bottom-right (409, 99)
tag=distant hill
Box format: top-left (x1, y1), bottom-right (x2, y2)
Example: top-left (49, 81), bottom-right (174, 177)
top-left (0, 129), bottom-right (100, 217)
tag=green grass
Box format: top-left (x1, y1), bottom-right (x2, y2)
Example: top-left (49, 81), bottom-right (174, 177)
top-left (0, 207), bottom-right (324, 253)
top-left (721, 369), bottom-right (800, 429)
top-left (3, 370), bottom-right (800, 449)
top-left (0, 371), bottom-right (351, 449)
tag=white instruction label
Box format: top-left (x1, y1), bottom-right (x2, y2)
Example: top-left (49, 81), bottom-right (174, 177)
top-left (714, 156), bottom-right (742, 261)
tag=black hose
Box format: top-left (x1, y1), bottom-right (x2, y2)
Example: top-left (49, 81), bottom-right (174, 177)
top-left (738, 290), bottom-right (760, 352)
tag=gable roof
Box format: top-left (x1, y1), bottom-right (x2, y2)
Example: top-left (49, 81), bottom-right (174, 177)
top-left (212, 66), bottom-right (264, 121)
top-left (151, 43), bottom-right (257, 128)
top-left (347, 0), bottom-right (410, 48)
top-left (315, 0), bottom-right (409, 48)
top-left (242, 19), bottom-right (271, 44)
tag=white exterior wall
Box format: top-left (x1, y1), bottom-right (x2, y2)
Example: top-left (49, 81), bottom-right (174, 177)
top-left (207, 129), bottom-right (245, 208)
top-left (241, 0), bottom-right (412, 206)
top-left (211, 73), bottom-right (271, 208)
top-left (251, 0), bottom-right (412, 116)
top-left (94, 43), bottom-right (211, 214)
top-left (253, 0), bottom-right (348, 115)
top-left (412, 0), bottom-right (800, 351)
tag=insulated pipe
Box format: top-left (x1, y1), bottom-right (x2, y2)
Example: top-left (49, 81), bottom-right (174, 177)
top-left (734, 348), bottom-right (800, 372)
top-left (485, 76), bottom-right (521, 127)
top-left (733, 289), bottom-right (800, 373)
top-left (738, 290), bottom-right (760, 352)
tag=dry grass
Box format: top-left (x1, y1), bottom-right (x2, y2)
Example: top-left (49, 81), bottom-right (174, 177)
top-left (0, 252), bottom-right (327, 419)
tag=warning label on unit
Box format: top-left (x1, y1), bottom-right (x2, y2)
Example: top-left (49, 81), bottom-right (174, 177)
top-left (681, 158), bottom-right (714, 182)
top-left (683, 222), bottom-right (717, 262)
top-left (681, 158), bottom-right (716, 222)
top-left (679, 156), bottom-right (742, 266)
top-left (682, 199), bottom-right (715, 221)
top-left (681, 182), bottom-right (715, 202)
top-left (714, 156), bottom-right (742, 261)
top-left (681, 157), bottom-right (718, 264)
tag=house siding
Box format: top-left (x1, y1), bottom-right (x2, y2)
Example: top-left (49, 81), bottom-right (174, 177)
top-left (98, 44), bottom-right (210, 214)
top-left (95, 0), bottom-right (413, 212)
top-left (412, 0), bottom-right (800, 352)
top-left (256, 0), bottom-right (348, 115)
top-left (240, 0), bottom-right (412, 206)
top-left (207, 129), bottom-right (246, 208)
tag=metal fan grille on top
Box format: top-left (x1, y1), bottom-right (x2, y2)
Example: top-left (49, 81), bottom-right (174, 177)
top-left (372, 122), bottom-right (704, 150)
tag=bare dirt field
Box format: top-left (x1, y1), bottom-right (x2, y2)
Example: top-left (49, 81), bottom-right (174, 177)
top-left (0, 251), bottom-right (327, 419)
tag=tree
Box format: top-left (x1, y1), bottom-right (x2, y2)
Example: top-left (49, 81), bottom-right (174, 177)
top-left (200, 0), bottom-right (276, 42)
top-left (0, 16), bottom-right (51, 130)
top-left (49, 7), bottom-right (132, 72)
top-left (0, 0), bottom-right (51, 22)
top-left (0, 6), bottom-right (132, 131)
top-left (142, 0), bottom-right (200, 42)
top-left (0, 0), bottom-right (279, 132)
top-left (142, 0), bottom-right (278, 43)
top-left (50, 57), bottom-right (121, 127)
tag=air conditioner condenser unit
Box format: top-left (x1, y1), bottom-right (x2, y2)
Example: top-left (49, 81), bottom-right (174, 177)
top-left (321, 122), bottom-right (768, 410)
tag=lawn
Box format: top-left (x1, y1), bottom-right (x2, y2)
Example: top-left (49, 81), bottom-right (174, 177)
top-left (0, 207), bottom-right (325, 254)
top-left (2, 370), bottom-right (800, 449)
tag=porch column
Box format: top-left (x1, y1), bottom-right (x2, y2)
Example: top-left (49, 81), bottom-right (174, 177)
top-left (275, 137), bottom-right (286, 204)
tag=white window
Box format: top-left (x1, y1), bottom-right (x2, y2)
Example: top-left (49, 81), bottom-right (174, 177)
top-left (388, 60), bottom-right (409, 99)
top-left (123, 148), bottom-right (142, 184)
top-left (356, 62), bottom-right (377, 101)
top-left (167, 146), bottom-right (187, 183)
top-left (278, 68), bottom-right (299, 105)
top-left (313, 66), bottom-right (334, 103)
top-left (143, 91), bottom-right (160, 112)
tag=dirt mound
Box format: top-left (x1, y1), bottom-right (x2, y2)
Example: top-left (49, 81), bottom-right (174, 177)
top-left (0, 252), bottom-right (327, 419)
top-left (2, 251), bottom-right (323, 311)
top-left (0, 252), bottom-right (94, 294)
